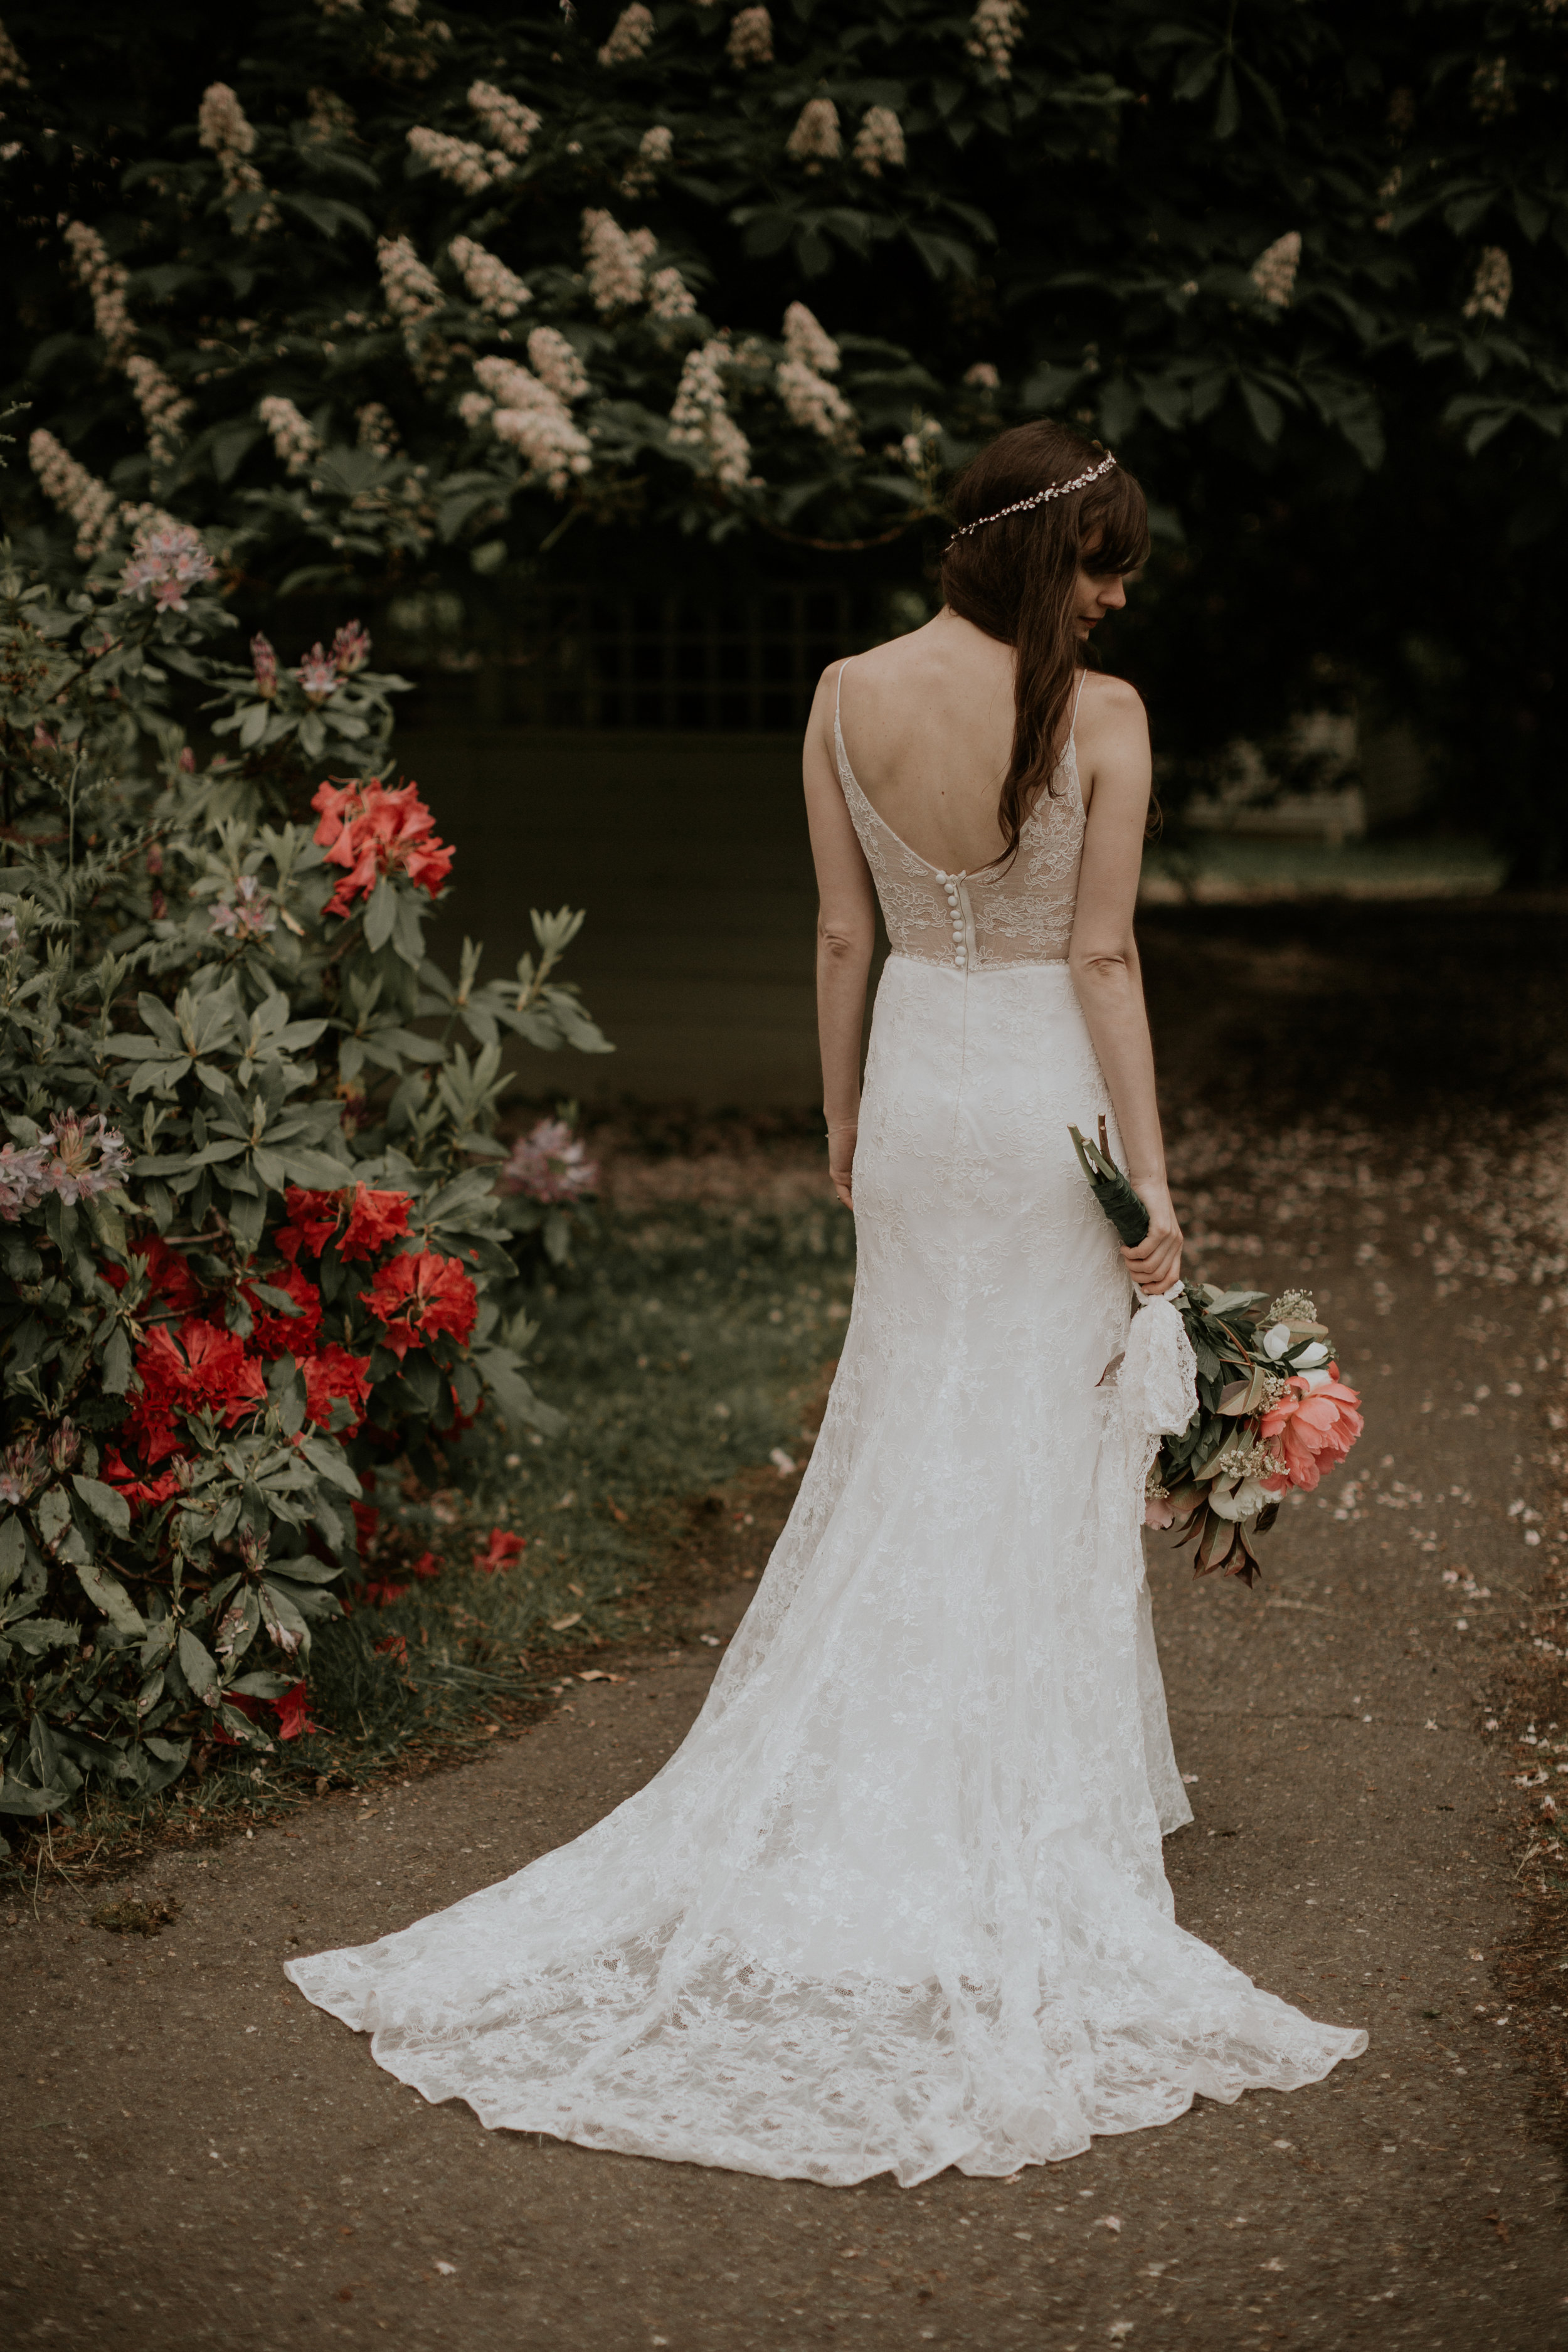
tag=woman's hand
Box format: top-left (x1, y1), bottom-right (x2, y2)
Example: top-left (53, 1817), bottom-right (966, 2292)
top-left (1122, 1178), bottom-right (1182, 1295)
top-left (827, 1121), bottom-right (858, 1210)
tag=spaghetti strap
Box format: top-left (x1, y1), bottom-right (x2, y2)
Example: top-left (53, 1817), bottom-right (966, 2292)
top-left (1068, 665), bottom-right (1089, 747)
top-left (835, 655), bottom-right (852, 727)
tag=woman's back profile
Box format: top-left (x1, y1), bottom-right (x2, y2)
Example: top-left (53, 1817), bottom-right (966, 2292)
top-left (285, 421), bottom-right (1366, 2185)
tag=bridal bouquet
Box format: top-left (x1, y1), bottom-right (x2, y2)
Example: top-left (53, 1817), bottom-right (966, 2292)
top-left (1069, 1126), bottom-right (1363, 1586)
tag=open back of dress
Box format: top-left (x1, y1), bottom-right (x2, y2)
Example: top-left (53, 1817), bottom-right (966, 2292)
top-left (286, 668), bottom-right (1365, 2185)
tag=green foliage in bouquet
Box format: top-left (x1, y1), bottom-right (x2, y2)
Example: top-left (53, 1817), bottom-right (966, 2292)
top-left (1068, 1121), bottom-right (1150, 1250)
top-left (0, 521), bottom-right (610, 1817)
top-left (1148, 1286), bottom-right (1363, 1589)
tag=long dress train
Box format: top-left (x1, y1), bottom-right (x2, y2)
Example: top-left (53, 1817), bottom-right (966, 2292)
top-left (285, 674), bottom-right (1365, 2185)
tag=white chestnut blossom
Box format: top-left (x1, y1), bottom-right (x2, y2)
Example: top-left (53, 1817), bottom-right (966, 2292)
top-left (259, 395), bottom-right (320, 477)
top-left (125, 354), bottom-right (194, 470)
top-left (1249, 230), bottom-right (1301, 309)
top-left (967, 0), bottom-right (1025, 78)
top-left (582, 208), bottom-right (648, 310)
top-left (63, 221), bottom-right (133, 363)
top-left (198, 82), bottom-right (278, 229)
top-left (474, 355), bottom-right (591, 495)
top-left (305, 87), bottom-right (357, 142)
top-left (598, 4), bottom-right (654, 65)
top-left (621, 122), bottom-right (673, 197)
top-left (29, 430), bottom-right (118, 559)
top-left (963, 361), bottom-right (1000, 391)
top-left (786, 98), bottom-right (841, 169)
top-left (1463, 245), bottom-right (1512, 322)
top-left (669, 337), bottom-right (753, 489)
top-left (777, 358), bottom-right (859, 448)
top-left (728, 7), bottom-right (773, 66)
top-left (458, 390), bottom-right (494, 430)
top-left (467, 80), bottom-right (540, 159)
top-left (648, 263), bottom-right (697, 326)
top-left (783, 302), bottom-right (840, 377)
top-left (379, 235), bottom-right (442, 323)
top-left (0, 20), bottom-right (29, 86)
top-left (450, 234), bottom-right (532, 319)
top-left (527, 326), bottom-right (589, 403)
top-left (407, 125), bottom-right (504, 194)
top-left (356, 402), bottom-right (400, 455)
top-left (853, 106), bottom-right (906, 177)
top-left (379, 235), bottom-right (448, 376)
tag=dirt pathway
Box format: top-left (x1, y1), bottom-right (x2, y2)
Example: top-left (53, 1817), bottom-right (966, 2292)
top-left (6, 1193), bottom-right (1566, 2351)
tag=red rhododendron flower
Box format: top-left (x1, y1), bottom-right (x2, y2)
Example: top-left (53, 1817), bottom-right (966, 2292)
top-left (300, 1343), bottom-right (373, 1434)
top-left (358, 1249), bottom-right (478, 1360)
top-left (274, 1184), bottom-right (342, 1263)
top-left (242, 1263), bottom-right (323, 1358)
top-left (100, 1446), bottom-right (186, 1510)
top-left (475, 1528), bottom-right (526, 1574)
top-left (361, 1577), bottom-right (408, 1607)
top-left (339, 1182), bottom-right (412, 1263)
top-left (374, 1632), bottom-right (410, 1665)
top-left (102, 1234), bottom-right (200, 1313)
top-left (312, 777), bottom-right (454, 918)
top-left (273, 1681), bottom-right (322, 1740)
top-left (124, 1318), bottom-right (267, 1462)
top-left (1259, 1367), bottom-right (1364, 1493)
top-left (212, 1692), bottom-right (267, 1748)
top-left (352, 1499), bottom-right (381, 1554)
top-left (412, 1550), bottom-right (442, 1579)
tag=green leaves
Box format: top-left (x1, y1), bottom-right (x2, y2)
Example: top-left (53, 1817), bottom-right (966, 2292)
top-left (0, 548), bottom-right (605, 1816)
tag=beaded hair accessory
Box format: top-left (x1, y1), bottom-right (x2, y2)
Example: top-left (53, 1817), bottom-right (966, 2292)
top-left (946, 452), bottom-right (1118, 541)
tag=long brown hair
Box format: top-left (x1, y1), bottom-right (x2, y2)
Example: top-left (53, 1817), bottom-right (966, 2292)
top-left (940, 420), bottom-right (1150, 865)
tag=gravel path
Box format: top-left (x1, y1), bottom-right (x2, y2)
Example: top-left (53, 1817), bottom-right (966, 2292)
top-left (6, 1161), bottom-right (1565, 2348)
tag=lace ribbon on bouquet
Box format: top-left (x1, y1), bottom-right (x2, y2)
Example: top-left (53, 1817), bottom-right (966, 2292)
top-left (1120, 1282), bottom-right (1198, 1556)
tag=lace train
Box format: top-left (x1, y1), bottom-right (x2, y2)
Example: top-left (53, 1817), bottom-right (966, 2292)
top-left (286, 958), bottom-right (1365, 2184)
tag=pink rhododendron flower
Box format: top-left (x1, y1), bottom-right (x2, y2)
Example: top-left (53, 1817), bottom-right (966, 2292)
top-left (0, 1139), bottom-right (51, 1219)
top-left (330, 620), bottom-right (371, 674)
top-left (1259, 1367), bottom-right (1363, 1493)
top-left (120, 521), bottom-right (215, 611)
top-left (251, 632), bottom-right (278, 697)
top-left (41, 1111), bottom-right (130, 1204)
top-left (296, 644), bottom-right (340, 703)
top-left (209, 873), bottom-right (277, 940)
top-left (1143, 1494), bottom-right (1175, 1530)
top-left (498, 1117), bottom-right (598, 1204)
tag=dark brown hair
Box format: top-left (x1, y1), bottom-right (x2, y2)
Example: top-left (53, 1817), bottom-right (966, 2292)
top-left (940, 419), bottom-right (1150, 865)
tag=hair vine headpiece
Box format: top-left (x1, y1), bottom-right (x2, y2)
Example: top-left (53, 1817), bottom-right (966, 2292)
top-left (946, 452), bottom-right (1118, 543)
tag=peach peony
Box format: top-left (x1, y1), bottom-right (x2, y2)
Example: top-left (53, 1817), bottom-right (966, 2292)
top-left (1259, 1365), bottom-right (1362, 1493)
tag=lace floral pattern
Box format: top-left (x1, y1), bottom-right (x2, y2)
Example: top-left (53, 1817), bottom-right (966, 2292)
top-left (832, 671), bottom-right (1085, 968)
top-left (286, 957), bottom-right (1365, 2183)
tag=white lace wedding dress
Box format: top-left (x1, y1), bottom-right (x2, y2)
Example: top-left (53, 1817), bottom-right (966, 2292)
top-left (285, 673), bottom-right (1365, 2184)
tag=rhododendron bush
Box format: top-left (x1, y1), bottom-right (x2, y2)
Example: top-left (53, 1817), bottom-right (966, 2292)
top-left (0, 540), bottom-right (609, 1816)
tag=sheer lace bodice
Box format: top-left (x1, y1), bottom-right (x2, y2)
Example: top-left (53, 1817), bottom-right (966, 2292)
top-left (833, 659), bottom-right (1086, 969)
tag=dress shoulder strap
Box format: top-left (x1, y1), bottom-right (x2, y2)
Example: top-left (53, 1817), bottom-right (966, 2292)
top-left (1068, 665), bottom-right (1089, 748)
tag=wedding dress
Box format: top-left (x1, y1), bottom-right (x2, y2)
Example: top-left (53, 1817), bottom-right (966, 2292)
top-left (285, 666), bottom-right (1365, 2184)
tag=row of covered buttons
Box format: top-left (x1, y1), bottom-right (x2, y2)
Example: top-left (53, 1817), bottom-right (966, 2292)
top-left (938, 872), bottom-right (967, 968)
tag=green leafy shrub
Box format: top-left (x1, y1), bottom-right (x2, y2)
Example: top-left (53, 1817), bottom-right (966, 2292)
top-left (0, 522), bottom-right (610, 1816)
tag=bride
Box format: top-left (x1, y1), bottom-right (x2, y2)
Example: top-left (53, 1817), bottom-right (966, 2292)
top-left (286, 421), bottom-right (1365, 2184)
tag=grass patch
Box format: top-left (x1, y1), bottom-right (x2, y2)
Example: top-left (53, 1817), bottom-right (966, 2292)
top-left (1, 1190), bottom-right (855, 1892)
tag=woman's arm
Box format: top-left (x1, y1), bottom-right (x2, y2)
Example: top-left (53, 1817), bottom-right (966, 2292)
top-left (803, 664), bottom-right (877, 1209)
top-left (1067, 677), bottom-right (1183, 1292)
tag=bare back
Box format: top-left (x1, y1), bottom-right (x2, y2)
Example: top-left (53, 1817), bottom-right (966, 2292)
top-left (831, 613), bottom-right (1020, 874)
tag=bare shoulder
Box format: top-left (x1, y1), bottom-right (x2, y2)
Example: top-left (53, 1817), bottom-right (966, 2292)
top-left (1077, 669), bottom-right (1147, 729)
